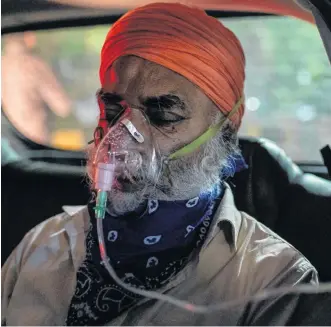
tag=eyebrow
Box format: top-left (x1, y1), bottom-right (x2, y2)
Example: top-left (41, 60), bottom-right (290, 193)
top-left (97, 90), bottom-right (187, 112)
top-left (143, 94), bottom-right (187, 112)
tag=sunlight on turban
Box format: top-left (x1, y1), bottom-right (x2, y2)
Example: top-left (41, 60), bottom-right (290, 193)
top-left (100, 2), bottom-right (246, 127)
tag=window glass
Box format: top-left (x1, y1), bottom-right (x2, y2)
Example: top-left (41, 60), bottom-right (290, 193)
top-left (1, 16), bottom-right (330, 161)
top-left (223, 17), bottom-right (330, 163)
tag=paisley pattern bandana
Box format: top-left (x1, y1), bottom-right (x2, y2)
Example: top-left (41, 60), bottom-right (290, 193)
top-left (66, 153), bottom-right (248, 325)
top-left (66, 187), bottom-right (222, 326)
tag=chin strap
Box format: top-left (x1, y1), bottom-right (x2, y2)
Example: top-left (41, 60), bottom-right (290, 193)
top-left (168, 97), bottom-right (244, 160)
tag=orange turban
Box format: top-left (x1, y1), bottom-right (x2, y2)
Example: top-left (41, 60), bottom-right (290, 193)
top-left (100, 2), bottom-right (246, 127)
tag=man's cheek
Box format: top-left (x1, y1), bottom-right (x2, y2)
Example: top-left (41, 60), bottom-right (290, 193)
top-left (154, 129), bottom-right (190, 156)
top-left (157, 138), bottom-right (181, 156)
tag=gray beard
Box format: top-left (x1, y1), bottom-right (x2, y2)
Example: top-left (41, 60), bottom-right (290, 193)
top-left (87, 125), bottom-right (239, 216)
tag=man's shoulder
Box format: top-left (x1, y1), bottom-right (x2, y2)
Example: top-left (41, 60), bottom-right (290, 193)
top-left (237, 211), bottom-right (317, 289)
top-left (2, 206), bottom-right (89, 326)
top-left (8, 206), bottom-right (89, 267)
top-left (239, 211), bottom-right (309, 260)
top-left (209, 186), bottom-right (317, 290)
top-left (28, 205), bottom-right (87, 238)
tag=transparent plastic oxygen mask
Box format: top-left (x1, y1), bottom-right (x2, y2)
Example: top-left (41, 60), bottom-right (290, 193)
top-left (93, 107), bottom-right (159, 194)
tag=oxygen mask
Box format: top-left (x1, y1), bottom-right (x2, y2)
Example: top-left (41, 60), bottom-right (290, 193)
top-left (93, 107), bottom-right (160, 195)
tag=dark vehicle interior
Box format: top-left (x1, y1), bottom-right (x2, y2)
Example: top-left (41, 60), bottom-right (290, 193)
top-left (1, 0), bottom-right (331, 322)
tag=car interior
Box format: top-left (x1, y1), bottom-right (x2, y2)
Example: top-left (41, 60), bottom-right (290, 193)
top-left (2, 0), bottom-right (331, 322)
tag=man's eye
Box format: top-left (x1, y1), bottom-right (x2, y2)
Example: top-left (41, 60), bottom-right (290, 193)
top-left (104, 105), bottom-right (125, 123)
top-left (151, 118), bottom-right (183, 126)
top-left (149, 112), bottom-right (185, 127)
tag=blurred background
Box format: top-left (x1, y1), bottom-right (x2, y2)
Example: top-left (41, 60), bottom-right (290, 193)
top-left (2, 15), bottom-right (330, 161)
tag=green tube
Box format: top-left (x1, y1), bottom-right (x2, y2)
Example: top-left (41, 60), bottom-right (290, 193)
top-left (94, 190), bottom-right (108, 219)
top-left (168, 97), bottom-right (243, 160)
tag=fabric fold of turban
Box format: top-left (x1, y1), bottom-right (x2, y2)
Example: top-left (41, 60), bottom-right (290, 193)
top-left (100, 2), bottom-right (246, 127)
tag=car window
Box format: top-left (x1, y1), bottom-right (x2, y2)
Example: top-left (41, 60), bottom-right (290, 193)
top-left (1, 16), bottom-right (330, 161)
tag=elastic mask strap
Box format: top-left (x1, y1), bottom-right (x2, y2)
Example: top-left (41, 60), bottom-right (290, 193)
top-left (168, 97), bottom-right (243, 160)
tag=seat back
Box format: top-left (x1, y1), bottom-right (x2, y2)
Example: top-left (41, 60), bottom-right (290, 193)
top-left (229, 137), bottom-right (331, 281)
top-left (1, 160), bottom-right (90, 264)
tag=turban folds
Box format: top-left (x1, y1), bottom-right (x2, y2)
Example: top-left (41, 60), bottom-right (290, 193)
top-left (100, 2), bottom-right (246, 127)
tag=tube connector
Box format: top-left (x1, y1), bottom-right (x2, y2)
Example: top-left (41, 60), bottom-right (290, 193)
top-left (95, 162), bottom-right (115, 191)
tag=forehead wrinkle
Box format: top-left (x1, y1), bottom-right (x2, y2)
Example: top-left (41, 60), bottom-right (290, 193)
top-left (106, 56), bottom-right (211, 118)
top-left (125, 58), bottom-right (147, 99)
top-left (136, 59), bottom-right (183, 94)
top-left (105, 56), bottom-right (144, 98)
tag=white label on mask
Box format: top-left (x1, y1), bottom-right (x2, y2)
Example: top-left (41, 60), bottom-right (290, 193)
top-left (121, 118), bottom-right (144, 143)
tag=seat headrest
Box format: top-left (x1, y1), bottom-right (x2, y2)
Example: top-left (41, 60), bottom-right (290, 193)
top-left (230, 136), bottom-right (331, 281)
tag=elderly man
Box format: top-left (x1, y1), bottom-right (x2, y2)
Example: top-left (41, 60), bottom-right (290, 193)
top-left (2, 3), bottom-right (318, 326)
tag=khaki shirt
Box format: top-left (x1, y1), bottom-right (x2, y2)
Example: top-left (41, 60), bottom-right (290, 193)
top-left (1, 185), bottom-right (318, 325)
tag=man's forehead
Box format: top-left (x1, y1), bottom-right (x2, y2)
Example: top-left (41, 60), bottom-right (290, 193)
top-left (102, 55), bottom-right (196, 101)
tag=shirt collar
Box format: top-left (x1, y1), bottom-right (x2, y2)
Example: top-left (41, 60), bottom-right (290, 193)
top-left (201, 182), bottom-right (241, 251)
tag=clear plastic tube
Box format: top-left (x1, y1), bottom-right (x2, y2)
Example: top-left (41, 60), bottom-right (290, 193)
top-left (96, 213), bottom-right (331, 314)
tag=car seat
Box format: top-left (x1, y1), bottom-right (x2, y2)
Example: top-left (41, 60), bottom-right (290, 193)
top-left (229, 137), bottom-right (331, 281)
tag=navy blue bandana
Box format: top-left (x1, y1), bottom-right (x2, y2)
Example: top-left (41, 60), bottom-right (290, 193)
top-left (100, 186), bottom-right (221, 264)
top-left (66, 154), bottom-right (248, 326)
top-left (66, 186), bottom-right (222, 326)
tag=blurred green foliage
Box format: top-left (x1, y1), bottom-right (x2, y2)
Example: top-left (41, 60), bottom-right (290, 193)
top-left (224, 17), bottom-right (330, 116)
